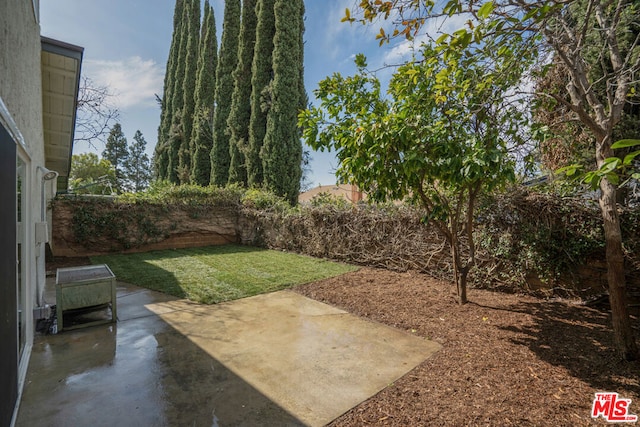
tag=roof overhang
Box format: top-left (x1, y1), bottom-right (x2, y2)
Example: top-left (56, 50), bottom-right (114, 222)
top-left (41, 36), bottom-right (83, 193)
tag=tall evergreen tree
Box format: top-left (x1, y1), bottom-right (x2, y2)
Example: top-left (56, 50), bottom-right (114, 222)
top-left (125, 130), bottom-right (152, 192)
top-left (297, 1), bottom-right (308, 113)
top-left (191, 0), bottom-right (218, 186)
top-left (102, 123), bottom-right (129, 193)
top-left (210, 0), bottom-right (241, 186)
top-left (153, 141), bottom-right (170, 180)
top-left (156, 0), bottom-right (185, 180)
top-left (227, 0), bottom-right (258, 186)
top-left (262, 0), bottom-right (305, 204)
top-left (167, 2), bottom-right (191, 183)
top-left (177, 0), bottom-right (201, 183)
top-left (247, 0), bottom-right (276, 186)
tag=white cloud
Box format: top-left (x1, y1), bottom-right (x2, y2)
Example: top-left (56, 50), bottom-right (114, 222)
top-left (83, 57), bottom-right (164, 110)
top-left (382, 35), bottom-right (426, 65)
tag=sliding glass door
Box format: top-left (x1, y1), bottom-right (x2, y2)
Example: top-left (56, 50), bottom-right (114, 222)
top-left (17, 156), bottom-right (27, 359)
top-left (0, 121), bottom-right (18, 427)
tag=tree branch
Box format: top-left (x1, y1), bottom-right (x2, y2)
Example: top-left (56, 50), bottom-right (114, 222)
top-left (75, 76), bottom-right (120, 148)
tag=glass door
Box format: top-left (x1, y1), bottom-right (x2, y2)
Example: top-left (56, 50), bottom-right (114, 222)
top-left (17, 156), bottom-right (26, 359)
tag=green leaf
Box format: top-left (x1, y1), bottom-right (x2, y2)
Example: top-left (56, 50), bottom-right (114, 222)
top-left (436, 33), bottom-right (449, 45)
top-left (611, 139), bottom-right (640, 149)
top-left (606, 173), bottom-right (619, 186)
top-left (599, 157), bottom-right (621, 174)
top-left (582, 171), bottom-right (601, 189)
top-left (556, 164), bottom-right (582, 177)
top-left (477, 2), bottom-right (494, 19)
top-left (623, 150), bottom-right (640, 165)
top-left (443, 0), bottom-right (460, 16)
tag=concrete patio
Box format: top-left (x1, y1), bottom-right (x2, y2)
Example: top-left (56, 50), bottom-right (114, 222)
top-left (16, 278), bottom-right (441, 426)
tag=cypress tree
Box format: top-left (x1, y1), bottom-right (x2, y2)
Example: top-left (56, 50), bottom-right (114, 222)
top-left (190, 0), bottom-right (218, 186)
top-left (227, 0), bottom-right (258, 186)
top-left (262, 0), bottom-right (304, 204)
top-left (177, 0), bottom-right (201, 183)
top-left (167, 119), bottom-right (183, 184)
top-left (247, 0), bottom-right (276, 186)
top-left (297, 1), bottom-right (307, 113)
top-left (155, 0), bottom-right (185, 180)
top-left (153, 141), bottom-right (169, 180)
top-left (210, 0), bottom-right (241, 186)
top-left (167, 2), bottom-right (191, 183)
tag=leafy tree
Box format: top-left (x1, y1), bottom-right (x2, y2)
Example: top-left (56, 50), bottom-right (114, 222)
top-left (177, 0), bottom-right (201, 183)
top-left (247, 0), bottom-right (276, 186)
top-left (210, 0), bottom-right (241, 186)
top-left (301, 44), bottom-right (527, 304)
top-left (102, 123), bottom-right (129, 193)
top-left (534, 2), bottom-right (640, 205)
top-left (125, 130), bottom-right (152, 192)
top-left (69, 153), bottom-right (116, 195)
top-left (523, 0), bottom-right (639, 360)
top-left (262, 0), bottom-right (305, 204)
top-left (227, 0), bottom-right (258, 186)
top-left (344, 0), bottom-right (640, 359)
top-left (190, 0), bottom-right (218, 186)
top-left (156, 0), bottom-right (185, 180)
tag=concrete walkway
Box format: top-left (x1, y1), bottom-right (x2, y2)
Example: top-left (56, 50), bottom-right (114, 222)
top-left (17, 281), bottom-right (440, 427)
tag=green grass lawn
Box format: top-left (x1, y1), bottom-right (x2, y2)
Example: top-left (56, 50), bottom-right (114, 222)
top-left (90, 245), bottom-right (357, 304)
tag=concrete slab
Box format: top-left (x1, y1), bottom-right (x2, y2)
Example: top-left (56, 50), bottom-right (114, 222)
top-left (17, 281), bottom-right (440, 427)
top-left (146, 290), bottom-right (441, 426)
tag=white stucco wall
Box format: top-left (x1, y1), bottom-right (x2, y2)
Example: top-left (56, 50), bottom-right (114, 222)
top-left (0, 0), bottom-right (44, 157)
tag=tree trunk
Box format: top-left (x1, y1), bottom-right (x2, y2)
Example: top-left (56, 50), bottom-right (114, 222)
top-left (599, 176), bottom-right (638, 360)
top-left (459, 267), bottom-right (468, 305)
top-left (451, 241), bottom-right (467, 305)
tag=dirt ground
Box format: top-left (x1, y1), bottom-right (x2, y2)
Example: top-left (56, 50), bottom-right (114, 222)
top-left (295, 268), bottom-right (640, 426)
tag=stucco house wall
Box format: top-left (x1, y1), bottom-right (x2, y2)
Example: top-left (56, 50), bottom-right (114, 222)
top-left (0, 1), bottom-right (45, 157)
top-left (0, 1), bottom-right (81, 426)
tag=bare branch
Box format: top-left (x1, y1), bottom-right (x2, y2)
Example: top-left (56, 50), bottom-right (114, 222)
top-left (74, 76), bottom-right (120, 148)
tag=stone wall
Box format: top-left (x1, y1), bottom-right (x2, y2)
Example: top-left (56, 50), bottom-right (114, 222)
top-left (51, 198), bottom-right (240, 257)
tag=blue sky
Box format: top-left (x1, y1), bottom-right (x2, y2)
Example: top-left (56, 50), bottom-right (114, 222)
top-left (41, 0), bottom-right (418, 186)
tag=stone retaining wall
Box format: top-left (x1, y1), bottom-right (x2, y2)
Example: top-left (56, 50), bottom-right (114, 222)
top-left (51, 199), bottom-right (240, 257)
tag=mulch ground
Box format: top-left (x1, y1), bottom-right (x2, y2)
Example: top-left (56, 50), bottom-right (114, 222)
top-left (295, 267), bottom-right (640, 426)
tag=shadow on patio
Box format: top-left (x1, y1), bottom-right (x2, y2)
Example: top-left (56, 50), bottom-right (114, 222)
top-left (16, 280), bottom-right (304, 427)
